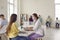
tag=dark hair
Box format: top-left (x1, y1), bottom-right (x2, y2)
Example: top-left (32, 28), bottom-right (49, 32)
top-left (10, 14), bottom-right (17, 23)
top-left (0, 14), bottom-right (4, 17)
top-left (56, 17), bottom-right (58, 20)
top-left (32, 13), bottom-right (38, 19)
top-left (6, 14), bottom-right (17, 34)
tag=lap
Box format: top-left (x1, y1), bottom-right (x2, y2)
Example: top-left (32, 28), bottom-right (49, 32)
top-left (28, 33), bottom-right (43, 38)
top-left (10, 36), bottom-right (29, 40)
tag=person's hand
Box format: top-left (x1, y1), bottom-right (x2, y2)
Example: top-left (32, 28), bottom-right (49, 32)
top-left (24, 27), bottom-right (33, 31)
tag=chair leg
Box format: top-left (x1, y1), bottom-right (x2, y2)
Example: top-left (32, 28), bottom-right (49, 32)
top-left (41, 38), bottom-right (42, 40)
top-left (36, 38), bottom-right (42, 40)
top-left (0, 37), bottom-right (2, 40)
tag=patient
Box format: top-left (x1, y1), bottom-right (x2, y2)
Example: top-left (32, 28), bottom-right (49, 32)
top-left (6, 14), bottom-right (19, 40)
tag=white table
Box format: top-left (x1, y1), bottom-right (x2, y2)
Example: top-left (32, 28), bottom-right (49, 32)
top-left (18, 26), bottom-right (35, 36)
top-left (18, 31), bottom-right (35, 36)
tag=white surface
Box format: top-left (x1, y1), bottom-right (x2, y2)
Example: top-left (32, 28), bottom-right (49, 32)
top-left (20, 0), bottom-right (55, 23)
top-left (18, 26), bottom-right (35, 36)
top-left (18, 25), bottom-right (46, 36)
top-left (18, 31), bottom-right (34, 36)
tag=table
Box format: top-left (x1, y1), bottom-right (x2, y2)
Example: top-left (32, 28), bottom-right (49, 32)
top-left (18, 26), bottom-right (35, 36)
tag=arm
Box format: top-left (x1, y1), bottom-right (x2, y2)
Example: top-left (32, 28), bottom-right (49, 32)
top-left (33, 19), bottom-right (41, 31)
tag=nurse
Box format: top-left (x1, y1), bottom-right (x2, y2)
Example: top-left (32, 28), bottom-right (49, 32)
top-left (25, 13), bottom-right (44, 40)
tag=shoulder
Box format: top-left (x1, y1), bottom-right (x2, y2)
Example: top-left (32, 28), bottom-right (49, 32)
top-left (36, 19), bottom-right (41, 24)
top-left (12, 22), bottom-right (16, 25)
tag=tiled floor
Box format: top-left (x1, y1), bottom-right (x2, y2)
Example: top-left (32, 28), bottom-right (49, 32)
top-left (1, 27), bottom-right (60, 40)
top-left (44, 28), bottom-right (60, 40)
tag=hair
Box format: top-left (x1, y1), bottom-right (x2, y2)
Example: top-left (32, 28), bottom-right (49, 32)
top-left (6, 14), bottom-right (17, 34)
top-left (32, 13), bottom-right (38, 19)
top-left (0, 14), bottom-right (4, 17)
top-left (0, 15), bottom-right (1, 17)
top-left (56, 17), bottom-right (58, 20)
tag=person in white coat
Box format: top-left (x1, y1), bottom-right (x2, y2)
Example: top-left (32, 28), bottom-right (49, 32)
top-left (25, 13), bottom-right (44, 40)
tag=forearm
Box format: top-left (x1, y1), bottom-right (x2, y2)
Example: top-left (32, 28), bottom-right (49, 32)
top-left (0, 26), bottom-right (2, 29)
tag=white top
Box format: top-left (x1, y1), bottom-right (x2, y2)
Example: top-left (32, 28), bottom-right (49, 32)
top-left (1, 19), bottom-right (8, 27)
top-left (56, 20), bottom-right (60, 23)
top-left (33, 19), bottom-right (43, 35)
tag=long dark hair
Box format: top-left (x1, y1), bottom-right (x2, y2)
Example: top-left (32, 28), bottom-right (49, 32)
top-left (33, 13), bottom-right (38, 19)
top-left (6, 14), bottom-right (17, 34)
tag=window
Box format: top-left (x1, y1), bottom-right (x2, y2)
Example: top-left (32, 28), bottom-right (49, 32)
top-left (7, 0), bottom-right (17, 21)
top-left (55, 0), bottom-right (60, 20)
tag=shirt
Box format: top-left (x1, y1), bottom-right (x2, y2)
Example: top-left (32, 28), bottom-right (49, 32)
top-left (56, 20), bottom-right (60, 23)
top-left (46, 18), bottom-right (52, 23)
top-left (7, 22), bottom-right (19, 38)
top-left (33, 19), bottom-right (43, 35)
top-left (1, 19), bottom-right (8, 27)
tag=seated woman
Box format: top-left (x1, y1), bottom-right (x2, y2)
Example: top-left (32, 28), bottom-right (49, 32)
top-left (25, 13), bottom-right (44, 40)
top-left (6, 14), bottom-right (30, 40)
top-left (46, 16), bottom-right (52, 27)
top-left (6, 14), bottom-right (20, 40)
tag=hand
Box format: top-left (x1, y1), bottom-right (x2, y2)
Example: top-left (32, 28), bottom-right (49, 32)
top-left (24, 27), bottom-right (33, 31)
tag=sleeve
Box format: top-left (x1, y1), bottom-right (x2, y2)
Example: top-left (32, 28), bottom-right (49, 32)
top-left (33, 19), bottom-right (41, 30)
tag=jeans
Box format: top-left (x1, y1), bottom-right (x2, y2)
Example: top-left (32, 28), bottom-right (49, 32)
top-left (10, 36), bottom-right (30, 40)
top-left (46, 22), bottom-right (51, 27)
top-left (56, 23), bottom-right (59, 28)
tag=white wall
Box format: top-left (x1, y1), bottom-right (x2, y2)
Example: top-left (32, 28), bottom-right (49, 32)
top-left (20, 0), bottom-right (55, 23)
top-left (0, 0), bottom-right (7, 18)
top-left (0, 0), bottom-right (55, 24)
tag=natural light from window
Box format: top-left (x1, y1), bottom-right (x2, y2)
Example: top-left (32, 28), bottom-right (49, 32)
top-left (55, 0), bottom-right (60, 20)
top-left (7, 0), bottom-right (17, 21)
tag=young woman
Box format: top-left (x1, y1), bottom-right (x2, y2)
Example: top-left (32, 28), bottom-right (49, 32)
top-left (27, 13), bottom-right (44, 40)
top-left (6, 14), bottom-right (19, 40)
top-left (46, 16), bottom-right (52, 27)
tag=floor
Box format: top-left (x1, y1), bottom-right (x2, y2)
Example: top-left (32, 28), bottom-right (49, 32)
top-left (44, 27), bottom-right (60, 40)
top-left (1, 27), bottom-right (60, 40)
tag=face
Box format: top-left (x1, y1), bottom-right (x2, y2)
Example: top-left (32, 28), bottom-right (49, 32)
top-left (1, 16), bottom-right (4, 19)
top-left (32, 15), bottom-right (36, 20)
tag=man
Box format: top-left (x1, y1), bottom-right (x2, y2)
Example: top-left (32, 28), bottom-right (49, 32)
top-left (0, 14), bottom-right (8, 40)
top-left (0, 14), bottom-right (8, 28)
top-left (55, 17), bottom-right (60, 28)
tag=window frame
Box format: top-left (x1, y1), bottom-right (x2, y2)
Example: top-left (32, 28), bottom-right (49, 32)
top-left (55, 0), bottom-right (60, 20)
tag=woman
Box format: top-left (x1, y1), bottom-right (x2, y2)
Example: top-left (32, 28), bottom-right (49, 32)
top-left (27, 13), bottom-right (44, 40)
top-left (46, 16), bottom-right (52, 27)
top-left (6, 14), bottom-right (19, 40)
